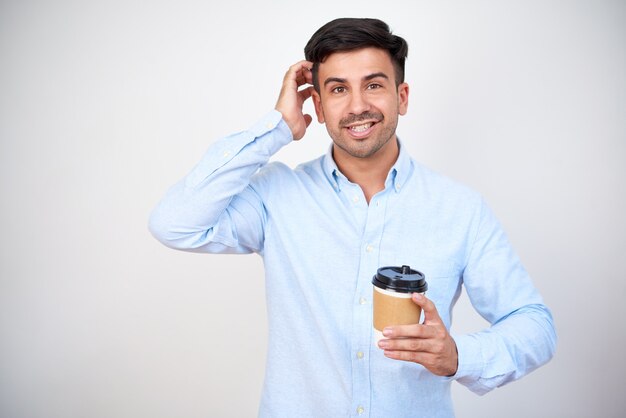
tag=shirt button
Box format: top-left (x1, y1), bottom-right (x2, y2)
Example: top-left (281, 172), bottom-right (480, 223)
top-left (266, 122), bottom-right (273, 129)
top-left (395, 183), bottom-right (401, 191)
top-left (357, 406), bottom-right (365, 415)
top-left (222, 150), bottom-right (231, 158)
top-left (359, 297), bottom-right (367, 305)
top-left (352, 195), bottom-right (359, 203)
top-left (356, 351), bottom-right (364, 359)
top-left (366, 244), bottom-right (373, 253)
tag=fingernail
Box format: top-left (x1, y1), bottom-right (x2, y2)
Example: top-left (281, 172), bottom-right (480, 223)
top-left (378, 340), bottom-right (388, 349)
top-left (383, 327), bottom-right (392, 337)
top-left (414, 293), bottom-right (424, 300)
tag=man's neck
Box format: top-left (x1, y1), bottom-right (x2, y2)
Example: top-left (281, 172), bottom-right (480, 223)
top-left (333, 139), bottom-right (399, 203)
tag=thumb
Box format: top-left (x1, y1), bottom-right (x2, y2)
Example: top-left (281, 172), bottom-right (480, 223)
top-left (303, 114), bottom-right (312, 128)
top-left (412, 293), bottom-right (443, 325)
top-left (291, 114), bottom-right (312, 141)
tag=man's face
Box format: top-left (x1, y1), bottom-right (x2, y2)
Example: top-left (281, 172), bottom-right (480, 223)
top-left (312, 47), bottom-right (409, 160)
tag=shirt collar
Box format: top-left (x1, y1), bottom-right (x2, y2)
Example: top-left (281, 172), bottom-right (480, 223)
top-left (322, 138), bottom-right (412, 194)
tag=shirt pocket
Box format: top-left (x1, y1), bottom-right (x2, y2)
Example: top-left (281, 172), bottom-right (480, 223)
top-left (388, 255), bottom-right (461, 328)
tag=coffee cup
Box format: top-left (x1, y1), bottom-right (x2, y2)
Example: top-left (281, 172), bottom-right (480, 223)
top-left (372, 265), bottom-right (428, 343)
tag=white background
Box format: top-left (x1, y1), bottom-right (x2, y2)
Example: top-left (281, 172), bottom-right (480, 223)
top-left (1, 0), bottom-right (625, 417)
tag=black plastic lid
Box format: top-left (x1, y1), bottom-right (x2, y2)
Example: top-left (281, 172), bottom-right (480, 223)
top-left (372, 265), bottom-right (428, 293)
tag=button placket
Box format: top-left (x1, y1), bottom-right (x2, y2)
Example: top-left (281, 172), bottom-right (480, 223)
top-left (350, 191), bottom-right (390, 418)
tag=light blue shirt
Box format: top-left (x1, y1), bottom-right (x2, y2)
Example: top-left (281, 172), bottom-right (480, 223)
top-left (149, 110), bottom-right (556, 418)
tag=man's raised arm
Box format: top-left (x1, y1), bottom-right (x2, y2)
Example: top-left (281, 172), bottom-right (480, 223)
top-left (148, 61), bottom-right (314, 253)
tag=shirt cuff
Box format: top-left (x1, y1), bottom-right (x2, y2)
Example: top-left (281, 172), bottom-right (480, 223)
top-left (445, 332), bottom-right (517, 395)
top-left (247, 109), bottom-right (293, 154)
top-left (450, 333), bottom-right (484, 382)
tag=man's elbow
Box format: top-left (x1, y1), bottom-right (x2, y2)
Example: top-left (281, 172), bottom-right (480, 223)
top-left (147, 207), bottom-right (183, 250)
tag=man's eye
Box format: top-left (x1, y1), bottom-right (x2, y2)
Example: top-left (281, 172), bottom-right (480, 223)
top-left (331, 86), bottom-right (346, 94)
top-left (367, 83), bottom-right (382, 90)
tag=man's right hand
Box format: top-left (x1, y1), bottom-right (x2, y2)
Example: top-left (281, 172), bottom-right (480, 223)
top-left (275, 60), bottom-right (315, 141)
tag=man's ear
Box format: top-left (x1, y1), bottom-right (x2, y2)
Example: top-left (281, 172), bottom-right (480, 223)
top-left (397, 82), bottom-right (409, 116)
top-left (312, 90), bottom-right (325, 123)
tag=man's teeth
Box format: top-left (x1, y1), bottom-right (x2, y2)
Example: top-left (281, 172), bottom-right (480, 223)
top-left (350, 123), bottom-right (373, 132)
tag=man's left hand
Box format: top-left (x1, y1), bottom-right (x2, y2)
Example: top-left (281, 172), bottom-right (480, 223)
top-left (378, 293), bottom-right (458, 377)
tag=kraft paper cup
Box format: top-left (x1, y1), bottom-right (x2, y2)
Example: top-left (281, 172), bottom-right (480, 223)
top-left (372, 265), bottom-right (428, 343)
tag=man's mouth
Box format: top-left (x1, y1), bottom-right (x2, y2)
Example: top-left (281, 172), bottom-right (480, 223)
top-left (340, 113), bottom-right (383, 138)
top-left (343, 120), bottom-right (380, 138)
top-left (349, 122), bottom-right (374, 133)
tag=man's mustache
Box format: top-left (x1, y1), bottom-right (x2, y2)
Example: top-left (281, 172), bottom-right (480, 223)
top-left (339, 112), bottom-right (384, 127)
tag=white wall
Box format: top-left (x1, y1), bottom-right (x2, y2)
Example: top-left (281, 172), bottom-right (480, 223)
top-left (1, 0), bottom-right (624, 417)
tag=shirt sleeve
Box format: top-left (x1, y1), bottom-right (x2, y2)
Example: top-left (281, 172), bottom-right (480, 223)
top-left (148, 110), bottom-right (293, 254)
top-left (449, 199), bottom-right (557, 395)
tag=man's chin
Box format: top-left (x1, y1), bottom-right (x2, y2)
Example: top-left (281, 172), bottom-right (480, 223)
top-left (333, 139), bottom-right (383, 159)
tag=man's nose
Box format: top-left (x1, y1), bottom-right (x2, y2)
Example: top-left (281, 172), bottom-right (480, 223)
top-left (348, 90), bottom-right (371, 115)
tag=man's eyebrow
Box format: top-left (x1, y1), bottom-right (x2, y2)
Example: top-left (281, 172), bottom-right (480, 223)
top-left (364, 72), bottom-right (389, 81)
top-left (323, 77), bottom-right (347, 87)
top-left (323, 72), bottom-right (390, 87)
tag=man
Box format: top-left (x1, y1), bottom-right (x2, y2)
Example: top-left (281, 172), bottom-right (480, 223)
top-left (149, 18), bottom-right (556, 418)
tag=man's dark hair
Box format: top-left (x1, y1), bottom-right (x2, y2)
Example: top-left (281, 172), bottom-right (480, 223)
top-left (304, 18), bottom-right (409, 93)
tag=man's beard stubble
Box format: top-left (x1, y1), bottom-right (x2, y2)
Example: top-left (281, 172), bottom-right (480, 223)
top-left (329, 111), bottom-right (399, 159)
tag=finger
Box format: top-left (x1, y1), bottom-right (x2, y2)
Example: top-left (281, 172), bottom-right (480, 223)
top-left (300, 60), bottom-right (313, 71)
top-left (412, 293), bottom-right (443, 325)
top-left (384, 348), bottom-right (457, 377)
top-left (287, 60), bottom-right (313, 83)
top-left (295, 68), bottom-right (314, 88)
top-left (383, 336), bottom-right (459, 376)
top-left (382, 323), bottom-right (437, 339)
top-left (303, 65), bottom-right (313, 85)
top-left (383, 348), bottom-right (428, 364)
top-left (287, 60), bottom-right (312, 74)
top-left (298, 86), bottom-right (314, 102)
top-left (378, 337), bottom-right (435, 353)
